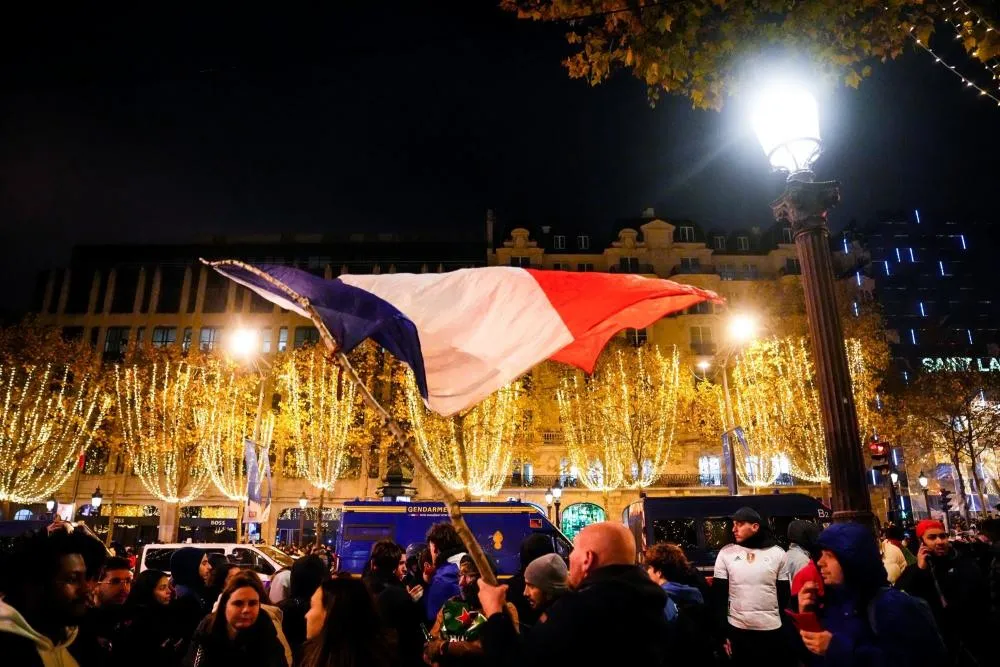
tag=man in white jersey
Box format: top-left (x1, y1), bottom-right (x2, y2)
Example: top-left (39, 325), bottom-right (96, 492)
top-left (712, 506), bottom-right (791, 666)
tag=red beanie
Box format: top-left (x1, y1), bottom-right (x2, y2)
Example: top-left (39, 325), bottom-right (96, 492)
top-left (915, 519), bottom-right (945, 540)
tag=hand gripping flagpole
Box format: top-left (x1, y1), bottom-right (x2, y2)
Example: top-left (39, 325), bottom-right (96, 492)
top-left (203, 260), bottom-right (499, 586)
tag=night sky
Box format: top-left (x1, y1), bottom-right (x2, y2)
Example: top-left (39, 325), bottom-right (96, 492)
top-left (2, 1), bottom-right (998, 312)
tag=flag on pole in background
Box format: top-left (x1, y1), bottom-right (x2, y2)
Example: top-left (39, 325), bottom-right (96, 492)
top-left (244, 438), bottom-right (261, 525)
top-left (205, 261), bottom-right (721, 416)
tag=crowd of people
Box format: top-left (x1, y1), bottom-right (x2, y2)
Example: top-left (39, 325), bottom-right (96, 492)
top-left (0, 511), bottom-right (998, 666)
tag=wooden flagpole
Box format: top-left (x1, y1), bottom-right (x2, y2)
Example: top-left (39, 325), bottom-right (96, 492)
top-left (202, 260), bottom-right (499, 585)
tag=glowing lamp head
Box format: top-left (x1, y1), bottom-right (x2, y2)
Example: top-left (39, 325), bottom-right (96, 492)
top-left (751, 83), bottom-right (822, 176)
top-left (544, 491), bottom-right (554, 505)
top-left (889, 471), bottom-right (899, 485)
top-left (728, 314), bottom-right (758, 344)
top-left (696, 360), bottom-right (711, 372)
top-left (229, 328), bottom-right (259, 358)
top-left (46, 496), bottom-right (57, 512)
top-left (298, 492), bottom-right (308, 510)
top-left (551, 486), bottom-right (563, 501)
top-left (918, 471), bottom-right (929, 489)
top-left (91, 487), bottom-right (103, 509)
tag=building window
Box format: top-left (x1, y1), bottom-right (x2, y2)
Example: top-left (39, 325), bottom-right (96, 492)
top-left (135, 327), bottom-right (145, 348)
top-left (713, 236), bottom-right (726, 250)
top-left (249, 291), bottom-right (274, 313)
top-left (110, 267), bottom-right (139, 314)
top-left (199, 327), bottom-right (222, 351)
top-left (277, 327), bottom-right (289, 352)
top-left (156, 267), bottom-right (185, 314)
top-left (202, 271), bottom-right (229, 313)
top-left (103, 327), bottom-right (130, 361)
top-left (551, 262), bottom-right (569, 270)
top-left (773, 454), bottom-right (793, 485)
top-left (678, 226), bottom-right (695, 242)
top-left (577, 263), bottom-right (594, 272)
top-left (680, 257), bottom-right (701, 272)
top-left (619, 257), bottom-right (639, 273)
top-left (510, 256), bottom-right (531, 268)
top-left (699, 456), bottom-right (722, 486)
top-left (553, 235), bottom-right (566, 250)
top-left (577, 235), bottom-right (590, 250)
top-left (736, 236), bottom-right (750, 251)
top-left (181, 327), bottom-right (193, 351)
top-left (743, 263), bottom-right (759, 279)
top-left (62, 326), bottom-right (84, 343)
top-left (690, 326), bottom-right (714, 353)
top-left (89, 327), bottom-right (100, 348)
top-left (626, 328), bottom-right (647, 346)
top-left (260, 328), bottom-right (273, 354)
top-left (294, 327), bottom-right (320, 349)
top-left (781, 227), bottom-right (793, 243)
top-left (151, 327), bottom-right (177, 348)
top-left (785, 258), bottom-right (801, 275)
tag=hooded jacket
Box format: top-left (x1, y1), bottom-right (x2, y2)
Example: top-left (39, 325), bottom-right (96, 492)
top-left (169, 547), bottom-right (210, 640)
top-left (425, 551), bottom-right (465, 623)
top-left (482, 564), bottom-right (669, 667)
top-left (506, 534), bottom-right (555, 628)
top-left (809, 523), bottom-right (947, 667)
top-left (0, 599), bottom-right (80, 667)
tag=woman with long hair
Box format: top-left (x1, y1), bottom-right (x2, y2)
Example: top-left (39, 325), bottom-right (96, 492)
top-left (116, 569), bottom-right (186, 667)
top-left (182, 572), bottom-right (289, 667)
top-left (301, 578), bottom-right (395, 667)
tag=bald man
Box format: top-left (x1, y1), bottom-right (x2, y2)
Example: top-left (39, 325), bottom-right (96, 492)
top-left (477, 522), bottom-right (669, 667)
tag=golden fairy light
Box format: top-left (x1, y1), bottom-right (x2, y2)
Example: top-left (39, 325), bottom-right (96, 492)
top-left (404, 372), bottom-right (524, 500)
top-left (115, 360), bottom-right (213, 504)
top-left (280, 347), bottom-right (357, 493)
top-left (557, 344), bottom-right (682, 493)
top-left (0, 364), bottom-right (110, 504)
top-left (721, 337), bottom-right (881, 486)
top-left (197, 365), bottom-right (274, 502)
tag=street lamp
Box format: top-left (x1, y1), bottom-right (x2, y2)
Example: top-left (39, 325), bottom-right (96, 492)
top-left (544, 490), bottom-right (554, 521)
top-left (889, 471), bottom-right (899, 485)
top-left (46, 496), bottom-right (57, 518)
top-left (91, 487), bottom-right (103, 510)
top-left (298, 492), bottom-right (308, 547)
top-left (727, 314), bottom-right (758, 344)
top-left (753, 82), bottom-right (871, 521)
top-left (229, 328), bottom-right (259, 359)
top-left (918, 470), bottom-right (930, 519)
top-left (551, 486), bottom-right (563, 529)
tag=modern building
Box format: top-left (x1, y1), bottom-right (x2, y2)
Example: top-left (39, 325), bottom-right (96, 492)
top-left (19, 211), bottom-right (833, 543)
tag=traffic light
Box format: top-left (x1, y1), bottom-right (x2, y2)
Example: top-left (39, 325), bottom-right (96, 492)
top-left (939, 487), bottom-right (953, 512)
top-left (868, 436), bottom-right (891, 474)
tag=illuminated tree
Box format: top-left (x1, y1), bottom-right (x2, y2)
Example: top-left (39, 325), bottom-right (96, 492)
top-left (501, 1), bottom-right (999, 109)
top-left (404, 371), bottom-right (527, 500)
top-left (115, 353), bottom-right (214, 541)
top-left (696, 336), bottom-right (884, 487)
top-left (557, 343), bottom-right (683, 502)
top-left (0, 363), bottom-right (110, 516)
top-left (901, 370), bottom-right (1000, 516)
top-left (198, 362), bottom-right (274, 502)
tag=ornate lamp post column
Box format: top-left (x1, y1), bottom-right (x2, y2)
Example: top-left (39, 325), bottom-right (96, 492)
top-left (754, 84), bottom-right (871, 522)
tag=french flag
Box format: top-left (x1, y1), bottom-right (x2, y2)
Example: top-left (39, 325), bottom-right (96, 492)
top-left (205, 261), bottom-right (720, 416)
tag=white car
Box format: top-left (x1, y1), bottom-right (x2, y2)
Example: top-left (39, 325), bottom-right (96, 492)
top-left (139, 543), bottom-right (293, 585)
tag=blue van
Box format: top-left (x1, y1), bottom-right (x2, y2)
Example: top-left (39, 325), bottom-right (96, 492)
top-left (335, 500), bottom-right (572, 577)
top-left (624, 493), bottom-right (832, 573)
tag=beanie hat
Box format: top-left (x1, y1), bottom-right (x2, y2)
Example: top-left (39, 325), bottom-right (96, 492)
top-left (169, 546), bottom-right (205, 587)
top-left (732, 507), bottom-right (762, 524)
top-left (524, 553), bottom-right (568, 597)
top-left (787, 520), bottom-right (821, 551)
top-left (915, 519), bottom-right (945, 540)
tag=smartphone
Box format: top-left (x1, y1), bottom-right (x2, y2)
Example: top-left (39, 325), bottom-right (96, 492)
top-left (785, 610), bottom-right (823, 633)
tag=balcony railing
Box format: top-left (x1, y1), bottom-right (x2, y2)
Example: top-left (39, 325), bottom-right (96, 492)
top-left (670, 264), bottom-right (717, 276)
top-left (503, 472), bottom-right (811, 490)
top-left (608, 264), bottom-right (655, 274)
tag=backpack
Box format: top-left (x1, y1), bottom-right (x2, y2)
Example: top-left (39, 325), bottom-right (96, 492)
top-left (666, 593), bottom-right (717, 663)
top-left (866, 587), bottom-right (952, 665)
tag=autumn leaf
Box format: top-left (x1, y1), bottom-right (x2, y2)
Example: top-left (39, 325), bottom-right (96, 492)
top-left (845, 69), bottom-right (862, 88)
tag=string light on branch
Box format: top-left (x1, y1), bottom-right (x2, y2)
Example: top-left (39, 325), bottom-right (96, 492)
top-left (0, 364), bottom-right (110, 503)
top-left (907, 27), bottom-right (1000, 107)
top-left (557, 344), bottom-right (682, 492)
top-left (115, 360), bottom-right (213, 504)
top-left (198, 365), bottom-right (274, 502)
top-left (405, 371), bottom-right (524, 499)
top-left (280, 347), bottom-right (357, 493)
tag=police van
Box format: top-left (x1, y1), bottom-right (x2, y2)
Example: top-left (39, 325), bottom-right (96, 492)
top-left (335, 500), bottom-right (571, 577)
top-left (624, 493), bottom-right (832, 573)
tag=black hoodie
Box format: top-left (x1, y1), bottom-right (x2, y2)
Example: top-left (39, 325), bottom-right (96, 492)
top-left (482, 564), bottom-right (669, 667)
